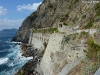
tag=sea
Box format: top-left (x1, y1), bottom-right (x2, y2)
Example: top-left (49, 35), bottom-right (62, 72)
top-left (0, 34), bottom-right (32, 75)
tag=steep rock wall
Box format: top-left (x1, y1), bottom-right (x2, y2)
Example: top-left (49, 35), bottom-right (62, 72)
top-left (29, 32), bottom-right (50, 50)
top-left (40, 33), bottom-right (67, 75)
top-left (13, 0), bottom-right (90, 43)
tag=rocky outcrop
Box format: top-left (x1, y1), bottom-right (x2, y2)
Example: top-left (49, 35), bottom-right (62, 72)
top-left (14, 0), bottom-right (100, 75)
top-left (40, 33), bottom-right (65, 75)
top-left (13, 0), bottom-right (98, 43)
top-left (16, 45), bottom-right (43, 75)
top-left (12, 29), bottom-right (30, 43)
top-left (40, 32), bottom-right (88, 75)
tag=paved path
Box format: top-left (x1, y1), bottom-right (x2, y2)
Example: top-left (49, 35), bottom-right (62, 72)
top-left (58, 57), bottom-right (84, 75)
top-left (94, 68), bottom-right (100, 75)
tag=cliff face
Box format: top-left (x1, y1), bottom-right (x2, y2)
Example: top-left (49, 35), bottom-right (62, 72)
top-left (13, 0), bottom-right (94, 43)
top-left (14, 0), bottom-right (100, 74)
top-left (40, 33), bottom-right (66, 75)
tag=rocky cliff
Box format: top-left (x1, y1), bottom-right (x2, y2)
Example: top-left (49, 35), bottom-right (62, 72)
top-left (14, 0), bottom-right (100, 75)
top-left (13, 0), bottom-right (100, 43)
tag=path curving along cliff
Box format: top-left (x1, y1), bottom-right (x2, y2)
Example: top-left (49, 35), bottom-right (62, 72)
top-left (13, 0), bottom-right (100, 75)
top-left (12, 0), bottom-right (92, 43)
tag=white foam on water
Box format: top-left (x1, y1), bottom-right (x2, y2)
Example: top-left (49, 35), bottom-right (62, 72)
top-left (9, 63), bottom-right (14, 67)
top-left (0, 41), bottom-right (33, 75)
top-left (0, 58), bottom-right (9, 65)
top-left (10, 41), bottom-right (21, 44)
top-left (6, 43), bottom-right (32, 75)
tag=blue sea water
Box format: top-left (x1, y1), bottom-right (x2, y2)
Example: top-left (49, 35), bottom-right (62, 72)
top-left (0, 34), bottom-right (32, 75)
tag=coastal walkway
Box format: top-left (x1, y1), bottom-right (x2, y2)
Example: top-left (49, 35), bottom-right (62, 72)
top-left (58, 57), bottom-right (85, 75)
top-left (94, 68), bottom-right (100, 75)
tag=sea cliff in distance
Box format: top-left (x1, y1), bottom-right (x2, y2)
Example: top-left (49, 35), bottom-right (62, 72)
top-left (0, 28), bottom-right (18, 37)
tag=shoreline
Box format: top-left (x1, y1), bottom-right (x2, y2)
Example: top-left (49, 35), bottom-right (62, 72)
top-left (15, 43), bottom-right (43, 75)
top-left (10, 42), bottom-right (33, 75)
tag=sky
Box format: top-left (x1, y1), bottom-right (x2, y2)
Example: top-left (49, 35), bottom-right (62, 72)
top-left (0, 0), bottom-right (43, 31)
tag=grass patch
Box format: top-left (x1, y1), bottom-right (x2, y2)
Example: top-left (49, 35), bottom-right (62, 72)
top-left (48, 3), bottom-right (53, 8)
top-left (60, 13), bottom-right (69, 22)
top-left (43, 42), bottom-right (47, 49)
top-left (33, 29), bottom-right (48, 33)
top-left (41, 49), bottom-right (46, 57)
top-left (68, 4), bottom-right (71, 9)
top-left (81, 14), bottom-right (86, 19)
top-left (94, 3), bottom-right (100, 16)
top-left (60, 17), bottom-right (65, 22)
top-left (42, 12), bottom-right (47, 17)
top-left (81, 61), bottom-right (99, 75)
top-left (49, 28), bottom-right (58, 33)
top-left (94, 15), bottom-right (100, 22)
top-left (73, 0), bottom-right (79, 4)
top-left (33, 28), bottom-right (58, 34)
top-left (84, 20), bottom-right (93, 29)
top-left (80, 31), bottom-right (89, 38)
top-left (63, 37), bottom-right (70, 43)
top-left (28, 11), bottom-right (37, 21)
top-left (72, 17), bottom-right (78, 23)
top-left (86, 38), bottom-right (100, 60)
top-left (65, 33), bottom-right (79, 40)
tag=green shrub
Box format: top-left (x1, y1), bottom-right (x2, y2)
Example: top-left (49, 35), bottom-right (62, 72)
top-left (41, 29), bottom-right (47, 33)
top-left (48, 4), bottom-right (53, 8)
top-left (95, 3), bottom-right (100, 10)
top-left (65, 13), bottom-right (69, 18)
top-left (68, 5), bottom-right (71, 9)
top-left (87, 38), bottom-right (100, 59)
top-left (43, 42), bottom-right (47, 49)
top-left (81, 31), bottom-right (88, 35)
top-left (28, 12), bottom-right (37, 21)
top-left (60, 17), bottom-right (65, 22)
top-left (33, 28), bottom-right (58, 34)
top-left (20, 70), bottom-right (24, 75)
top-left (64, 22), bottom-right (68, 26)
top-left (41, 49), bottom-right (46, 57)
top-left (49, 28), bottom-right (58, 33)
top-left (83, 49), bottom-right (87, 53)
top-left (95, 8), bottom-right (100, 16)
top-left (63, 37), bottom-right (70, 42)
top-left (81, 60), bottom-right (85, 63)
top-left (60, 13), bottom-right (69, 22)
top-left (97, 50), bottom-right (100, 60)
top-left (72, 17), bottom-right (78, 23)
top-left (86, 8), bottom-right (90, 12)
top-left (94, 3), bottom-right (100, 16)
top-left (86, 52), bottom-right (93, 59)
top-left (33, 29), bottom-right (47, 33)
top-left (73, 0), bottom-right (79, 4)
top-left (82, 62), bottom-right (99, 75)
top-left (94, 15), bottom-right (100, 22)
top-left (81, 14), bottom-right (86, 19)
top-left (80, 31), bottom-right (89, 38)
top-left (84, 20), bottom-right (93, 29)
top-left (42, 12), bottom-right (46, 17)
top-left (67, 33), bottom-right (78, 40)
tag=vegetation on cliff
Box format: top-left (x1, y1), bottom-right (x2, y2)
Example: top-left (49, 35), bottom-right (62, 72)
top-left (33, 28), bottom-right (58, 34)
top-left (13, 0), bottom-right (100, 43)
top-left (14, 0), bottom-right (100, 75)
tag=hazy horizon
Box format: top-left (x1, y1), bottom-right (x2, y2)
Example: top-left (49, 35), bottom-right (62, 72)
top-left (0, 0), bottom-right (43, 31)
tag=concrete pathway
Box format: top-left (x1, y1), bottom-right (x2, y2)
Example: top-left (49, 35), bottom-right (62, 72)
top-left (58, 57), bottom-right (84, 75)
top-left (94, 68), bottom-right (100, 75)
